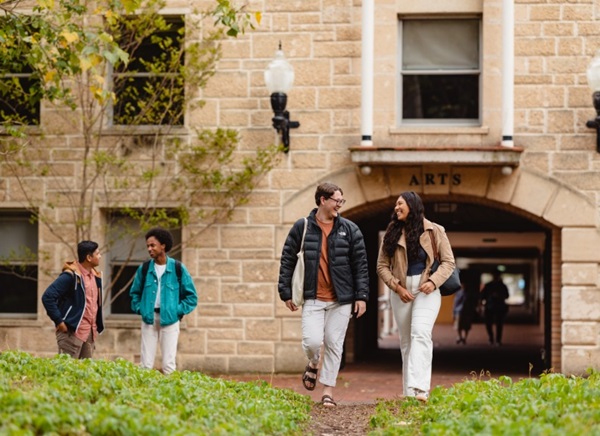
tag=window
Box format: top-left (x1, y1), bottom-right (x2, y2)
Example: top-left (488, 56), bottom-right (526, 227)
top-left (0, 70), bottom-right (41, 125)
top-left (105, 215), bottom-right (181, 315)
top-left (0, 211), bottom-right (38, 314)
top-left (112, 15), bottom-right (185, 126)
top-left (399, 19), bottom-right (480, 124)
top-left (0, 18), bottom-right (41, 126)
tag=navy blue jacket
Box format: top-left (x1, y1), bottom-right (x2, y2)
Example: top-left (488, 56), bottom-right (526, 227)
top-left (41, 262), bottom-right (104, 334)
top-left (278, 208), bottom-right (370, 304)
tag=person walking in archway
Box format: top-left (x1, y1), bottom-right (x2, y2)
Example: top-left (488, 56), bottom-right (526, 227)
top-left (452, 284), bottom-right (467, 344)
top-left (456, 281), bottom-right (479, 345)
top-left (480, 271), bottom-right (510, 346)
top-left (376, 191), bottom-right (456, 403)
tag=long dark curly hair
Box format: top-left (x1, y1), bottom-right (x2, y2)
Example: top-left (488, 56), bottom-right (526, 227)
top-left (382, 191), bottom-right (425, 259)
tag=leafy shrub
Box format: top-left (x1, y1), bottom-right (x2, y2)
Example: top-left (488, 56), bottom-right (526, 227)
top-left (370, 370), bottom-right (600, 435)
top-left (0, 351), bottom-right (311, 435)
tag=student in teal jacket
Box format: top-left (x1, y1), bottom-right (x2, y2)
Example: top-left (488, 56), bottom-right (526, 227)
top-left (130, 227), bottom-right (198, 374)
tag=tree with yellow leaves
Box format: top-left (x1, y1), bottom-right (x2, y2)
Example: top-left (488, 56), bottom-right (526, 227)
top-left (0, 0), bottom-right (277, 307)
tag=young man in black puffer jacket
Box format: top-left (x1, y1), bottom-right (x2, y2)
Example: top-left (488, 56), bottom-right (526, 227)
top-left (278, 182), bottom-right (369, 407)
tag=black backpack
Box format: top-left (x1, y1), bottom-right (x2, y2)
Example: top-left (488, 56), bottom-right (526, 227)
top-left (139, 260), bottom-right (183, 298)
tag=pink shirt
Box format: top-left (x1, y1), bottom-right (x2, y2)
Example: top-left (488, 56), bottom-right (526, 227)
top-left (75, 264), bottom-right (99, 343)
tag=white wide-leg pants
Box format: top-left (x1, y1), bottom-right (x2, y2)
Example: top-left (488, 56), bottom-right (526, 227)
top-left (140, 313), bottom-right (180, 375)
top-left (301, 299), bottom-right (352, 387)
top-left (390, 274), bottom-right (441, 396)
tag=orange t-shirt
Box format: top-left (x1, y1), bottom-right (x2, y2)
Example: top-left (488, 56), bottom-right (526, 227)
top-left (316, 218), bottom-right (336, 302)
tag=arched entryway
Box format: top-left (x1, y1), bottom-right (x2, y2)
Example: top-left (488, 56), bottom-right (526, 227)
top-left (280, 166), bottom-right (597, 375)
top-left (347, 195), bottom-right (554, 376)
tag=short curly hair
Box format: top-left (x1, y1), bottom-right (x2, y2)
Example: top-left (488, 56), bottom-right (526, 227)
top-left (145, 227), bottom-right (174, 253)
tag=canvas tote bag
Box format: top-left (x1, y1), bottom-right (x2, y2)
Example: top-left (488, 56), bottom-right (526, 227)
top-left (291, 217), bottom-right (308, 306)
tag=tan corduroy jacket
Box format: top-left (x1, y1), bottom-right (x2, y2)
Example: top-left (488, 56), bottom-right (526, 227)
top-left (376, 218), bottom-right (456, 292)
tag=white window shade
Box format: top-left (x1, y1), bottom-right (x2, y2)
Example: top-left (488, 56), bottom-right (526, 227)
top-left (107, 218), bottom-right (149, 262)
top-left (106, 215), bottom-right (182, 262)
top-left (0, 214), bottom-right (37, 258)
top-left (403, 20), bottom-right (479, 70)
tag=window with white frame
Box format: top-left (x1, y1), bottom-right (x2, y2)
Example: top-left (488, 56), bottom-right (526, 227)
top-left (105, 214), bottom-right (181, 315)
top-left (0, 211), bottom-right (38, 314)
top-left (399, 18), bottom-right (480, 124)
top-left (111, 15), bottom-right (185, 126)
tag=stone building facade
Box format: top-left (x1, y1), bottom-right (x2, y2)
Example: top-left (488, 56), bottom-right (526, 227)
top-left (1, 0), bottom-right (599, 375)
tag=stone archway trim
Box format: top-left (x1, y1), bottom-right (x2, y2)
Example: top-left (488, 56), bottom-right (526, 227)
top-left (280, 166), bottom-right (599, 375)
top-left (282, 166), bottom-right (596, 229)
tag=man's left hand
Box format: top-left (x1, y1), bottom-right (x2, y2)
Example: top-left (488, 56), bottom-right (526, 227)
top-left (353, 300), bottom-right (367, 318)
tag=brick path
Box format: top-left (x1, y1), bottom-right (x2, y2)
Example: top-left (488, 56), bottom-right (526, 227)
top-left (225, 322), bottom-right (544, 404)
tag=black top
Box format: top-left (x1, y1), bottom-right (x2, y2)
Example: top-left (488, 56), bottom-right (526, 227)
top-left (407, 245), bottom-right (427, 276)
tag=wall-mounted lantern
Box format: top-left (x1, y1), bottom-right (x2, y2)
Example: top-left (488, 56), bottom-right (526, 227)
top-left (264, 42), bottom-right (300, 153)
top-left (586, 50), bottom-right (600, 153)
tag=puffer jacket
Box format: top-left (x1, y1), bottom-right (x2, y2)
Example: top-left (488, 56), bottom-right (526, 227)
top-left (278, 208), bottom-right (369, 304)
top-left (376, 219), bottom-right (455, 292)
top-left (41, 261), bottom-right (104, 334)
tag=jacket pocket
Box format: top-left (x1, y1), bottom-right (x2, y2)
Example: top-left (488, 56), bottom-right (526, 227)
top-left (160, 282), bottom-right (179, 324)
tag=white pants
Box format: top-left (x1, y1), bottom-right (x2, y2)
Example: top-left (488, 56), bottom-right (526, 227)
top-left (140, 313), bottom-right (180, 375)
top-left (301, 299), bottom-right (352, 387)
top-left (390, 274), bottom-right (441, 396)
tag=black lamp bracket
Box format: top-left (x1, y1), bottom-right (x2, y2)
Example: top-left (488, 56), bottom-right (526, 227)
top-left (586, 91), bottom-right (600, 153)
top-left (270, 92), bottom-right (300, 153)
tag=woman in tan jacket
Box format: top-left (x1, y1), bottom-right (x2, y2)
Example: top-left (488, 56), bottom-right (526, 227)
top-left (377, 191), bottom-right (455, 402)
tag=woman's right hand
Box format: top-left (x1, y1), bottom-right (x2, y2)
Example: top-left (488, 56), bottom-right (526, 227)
top-left (396, 285), bottom-right (415, 303)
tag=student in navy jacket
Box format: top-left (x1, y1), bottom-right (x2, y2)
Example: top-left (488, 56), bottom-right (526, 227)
top-left (42, 240), bottom-right (104, 359)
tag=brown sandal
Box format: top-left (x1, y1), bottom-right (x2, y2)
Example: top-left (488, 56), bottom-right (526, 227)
top-left (321, 395), bottom-right (337, 407)
top-left (302, 364), bottom-right (318, 391)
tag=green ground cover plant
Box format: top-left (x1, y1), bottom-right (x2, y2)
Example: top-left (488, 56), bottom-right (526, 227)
top-left (0, 351), bottom-right (311, 435)
top-left (369, 370), bottom-right (600, 435)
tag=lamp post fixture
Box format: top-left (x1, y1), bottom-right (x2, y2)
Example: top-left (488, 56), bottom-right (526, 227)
top-left (586, 50), bottom-right (600, 153)
top-left (264, 42), bottom-right (300, 153)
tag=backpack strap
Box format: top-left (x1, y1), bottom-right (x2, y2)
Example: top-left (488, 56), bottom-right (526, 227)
top-left (175, 260), bottom-right (183, 300)
top-left (175, 260), bottom-right (182, 283)
top-left (139, 260), bottom-right (151, 290)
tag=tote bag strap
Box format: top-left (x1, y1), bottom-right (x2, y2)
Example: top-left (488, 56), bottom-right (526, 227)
top-left (299, 217), bottom-right (308, 252)
top-left (428, 230), bottom-right (439, 262)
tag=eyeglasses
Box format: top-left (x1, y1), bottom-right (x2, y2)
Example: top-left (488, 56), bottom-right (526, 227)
top-left (328, 197), bottom-right (346, 206)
